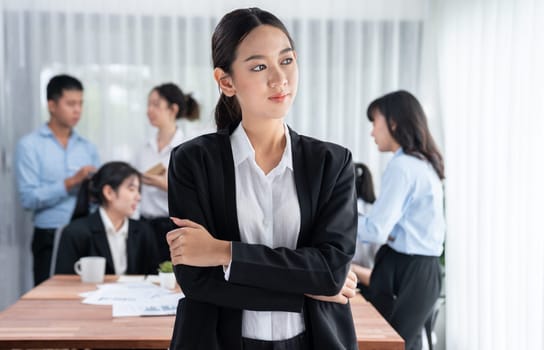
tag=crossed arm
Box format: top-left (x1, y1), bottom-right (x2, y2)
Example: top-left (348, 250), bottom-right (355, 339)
top-left (166, 218), bottom-right (358, 305)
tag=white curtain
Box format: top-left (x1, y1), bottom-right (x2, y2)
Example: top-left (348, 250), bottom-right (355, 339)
top-left (434, 0), bottom-right (544, 349)
top-left (0, 0), bottom-right (434, 311)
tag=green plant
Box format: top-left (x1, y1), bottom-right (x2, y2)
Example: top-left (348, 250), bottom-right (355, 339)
top-left (158, 260), bottom-right (173, 273)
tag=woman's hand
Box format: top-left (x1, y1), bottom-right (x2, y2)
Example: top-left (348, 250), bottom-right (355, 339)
top-left (167, 217), bottom-right (231, 267)
top-left (305, 270), bottom-right (358, 304)
top-left (350, 263), bottom-right (372, 287)
top-left (141, 173), bottom-right (167, 191)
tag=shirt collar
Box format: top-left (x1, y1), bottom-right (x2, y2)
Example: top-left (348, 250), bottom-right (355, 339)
top-left (393, 147), bottom-right (404, 158)
top-left (230, 123), bottom-right (255, 167)
top-left (147, 128), bottom-right (184, 153)
top-left (99, 207), bottom-right (128, 238)
top-left (39, 123), bottom-right (81, 140)
top-left (278, 125), bottom-right (293, 172)
top-left (230, 123), bottom-right (293, 171)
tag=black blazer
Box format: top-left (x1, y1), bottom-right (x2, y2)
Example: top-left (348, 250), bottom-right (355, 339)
top-left (55, 210), bottom-right (160, 275)
top-left (168, 124), bottom-right (358, 350)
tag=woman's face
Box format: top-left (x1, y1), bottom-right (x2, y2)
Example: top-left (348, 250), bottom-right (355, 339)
top-left (371, 110), bottom-right (399, 152)
top-left (104, 175), bottom-right (141, 218)
top-left (147, 90), bottom-right (176, 128)
top-left (224, 25), bottom-right (298, 122)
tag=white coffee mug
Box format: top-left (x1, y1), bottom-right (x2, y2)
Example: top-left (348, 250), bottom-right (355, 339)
top-left (74, 256), bottom-right (106, 283)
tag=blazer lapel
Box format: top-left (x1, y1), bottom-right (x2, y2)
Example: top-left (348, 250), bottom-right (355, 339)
top-left (89, 211), bottom-right (115, 274)
top-left (125, 220), bottom-right (139, 274)
top-left (218, 125), bottom-right (242, 242)
top-left (289, 128), bottom-right (314, 247)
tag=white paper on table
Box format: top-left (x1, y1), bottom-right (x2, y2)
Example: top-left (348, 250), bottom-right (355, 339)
top-left (112, 292), bottom-right (184, 317)
top-left (81, 282), bottom-right (173, 305)
top-left (78, 281), bottom-right (184, 317)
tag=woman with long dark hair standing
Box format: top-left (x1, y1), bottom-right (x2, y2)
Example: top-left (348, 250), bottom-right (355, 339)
top-left (359, 90), bottom-right (445, 350)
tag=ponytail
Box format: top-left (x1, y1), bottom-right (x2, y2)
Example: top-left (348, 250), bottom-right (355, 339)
top-left (152, 83), bottom-right (200, 121)
top-left (71, 178), bottom-right (93, 221)
top-left (215, 93), bottom-right (242, 130)
top-left (183, 93), bottom-right (200, 121)
top-left (354, 163), bottom-right (376, 204)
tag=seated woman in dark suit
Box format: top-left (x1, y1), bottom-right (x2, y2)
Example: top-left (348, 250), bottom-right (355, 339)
top-left (55, 161), bottom-right (160, 275)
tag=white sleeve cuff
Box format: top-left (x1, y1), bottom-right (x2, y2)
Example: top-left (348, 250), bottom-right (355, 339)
top-left (222, 244), bottom-right (233, 280)
top-left (223, 261), bottom-right (232, 280)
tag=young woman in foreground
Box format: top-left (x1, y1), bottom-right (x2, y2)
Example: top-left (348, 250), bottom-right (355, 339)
top-left (166, 7), bottom-right (358, 350)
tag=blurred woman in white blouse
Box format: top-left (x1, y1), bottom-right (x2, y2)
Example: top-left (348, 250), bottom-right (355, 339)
top-left (134, 83), bottom-right (199, 262)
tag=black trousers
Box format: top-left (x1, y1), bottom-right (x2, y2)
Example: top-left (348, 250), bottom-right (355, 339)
top-left (141, 216), bottom-right (176, 263)
top-left (242, 332), bottom-right (310, 350)
top-left (32, 227), bottom-right (56, 286)
top-left (369, 245), bottom-right (442, 350)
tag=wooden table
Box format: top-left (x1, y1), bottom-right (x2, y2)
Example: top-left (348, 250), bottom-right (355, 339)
top-left (351, 296), bottom-right (405, 350)
top-left (1, 275), bottom-right (175, 349)
top-left (21, 274), bottom-right (121, 300)
top-left (0, 275), bottom-right (404, 349)
top-left (0, 299), bottom-right (174, 349)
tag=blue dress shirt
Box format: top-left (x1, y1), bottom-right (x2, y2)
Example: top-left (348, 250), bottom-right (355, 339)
top-left (15, 124), bottom-right (100, 228)
top-left (358, 148), bottom-right (445, 256)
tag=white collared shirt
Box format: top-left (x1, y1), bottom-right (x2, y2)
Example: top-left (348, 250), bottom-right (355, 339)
top-left (99, 207), bottom-right (128, 275)
top-left (229, 123), bottom-right (305, 341)
top-left (135, 128), bottom-right (184, 218)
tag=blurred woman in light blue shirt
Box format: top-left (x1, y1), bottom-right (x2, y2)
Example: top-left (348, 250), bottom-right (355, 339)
top-left (359, 90), bottom-right (445, 350)
top-left (358, 149), bottom-right (445, 256)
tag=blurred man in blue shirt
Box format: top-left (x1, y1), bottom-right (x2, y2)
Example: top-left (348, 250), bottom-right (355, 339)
top-left (15, 74), bottom-right (100, 285)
